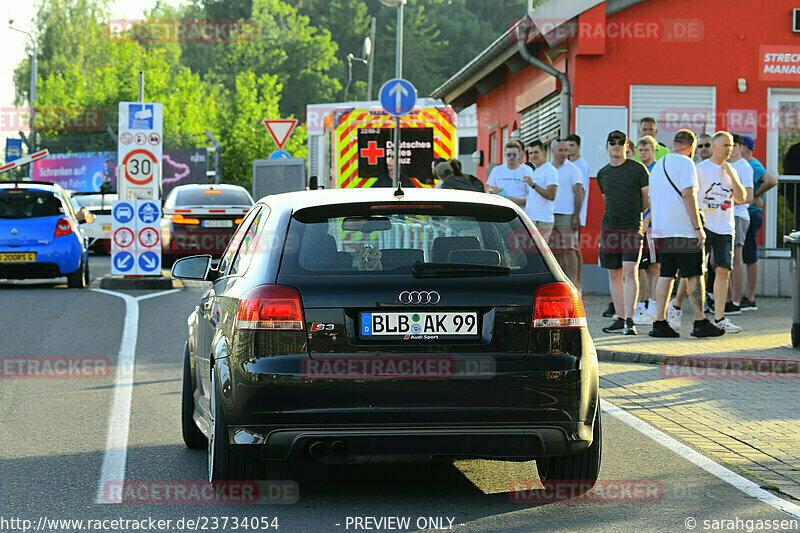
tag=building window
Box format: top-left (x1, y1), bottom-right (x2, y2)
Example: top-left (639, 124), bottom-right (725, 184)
top-left (459, 136), bottom-right (477, 155)
top-left (489, 132), bottom-right (497, 164)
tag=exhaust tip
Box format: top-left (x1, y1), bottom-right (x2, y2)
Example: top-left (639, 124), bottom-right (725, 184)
top-left (308, 441), bottom-right (329, 458)
top-left (330, 440), bottom-right (348, 456)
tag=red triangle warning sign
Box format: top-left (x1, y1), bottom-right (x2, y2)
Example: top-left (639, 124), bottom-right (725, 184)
top-left (263, 119), bottom-right (298, 150)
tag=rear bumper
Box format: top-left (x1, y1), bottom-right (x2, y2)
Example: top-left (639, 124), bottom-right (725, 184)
top-left (161, 224), bottom-right (233, 256)
top-left (0, 238), bottom-right (82, 278)
top-left (230, 424), bottom-right (581, 461)
top-left (215, 343), bottom-right (599, 461)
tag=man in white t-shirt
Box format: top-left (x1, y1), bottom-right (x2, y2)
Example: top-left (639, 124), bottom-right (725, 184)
top-left (695, 132), bottom-right (746, 333)
top-left (522, 140), bottom-right (559, 244)
top-left (648, 129), bottom-right (723, 338)
top-left (487, 139), bottom-right (532, 207)
top-left (729, 134), bottom-right (754, 312)
top-left (550, 139), bottom-right (584, 285)
top-left (567, 133), bottom-right (591, 290)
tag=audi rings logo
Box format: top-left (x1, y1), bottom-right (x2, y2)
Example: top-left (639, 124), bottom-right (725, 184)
top-left (399, 291), bottom-right (441, 305)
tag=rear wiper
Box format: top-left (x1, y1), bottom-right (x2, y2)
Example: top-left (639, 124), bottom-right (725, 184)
top-left (411, 262), bottom-right (510, 278)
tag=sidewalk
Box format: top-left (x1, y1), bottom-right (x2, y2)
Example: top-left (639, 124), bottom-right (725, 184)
top-left (584, 294), bottom-right (800, 364)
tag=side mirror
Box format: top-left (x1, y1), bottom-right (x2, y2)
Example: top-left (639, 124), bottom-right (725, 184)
top-left (171, 255), bottom-right (216, 281)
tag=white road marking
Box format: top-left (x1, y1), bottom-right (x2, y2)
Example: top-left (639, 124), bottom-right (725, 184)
top-left (601, 398), bottom-right (800, 519)
top-left (92, 288), bottom-right (181, 504)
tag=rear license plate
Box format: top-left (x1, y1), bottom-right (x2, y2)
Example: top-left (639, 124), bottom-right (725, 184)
top-left (203, 220), bottom-right (233, 228)
top-left (360, 312), bottom-right (478, 338)
top-left (103, 225), bottom-right (111, 231)
top-left (0, 252), bottom-right (35, 263)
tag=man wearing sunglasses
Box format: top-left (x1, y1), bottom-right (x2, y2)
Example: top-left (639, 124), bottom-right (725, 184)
top-left (694, 133), bottom-right (713, 163)
top-left (487, 139), bottom-right (533, 207)
top-left (597, 130), bottom-right (650, 335)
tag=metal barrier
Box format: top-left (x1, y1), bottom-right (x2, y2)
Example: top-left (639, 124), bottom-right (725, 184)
top-left (775, 176), bottom-right (799, 248)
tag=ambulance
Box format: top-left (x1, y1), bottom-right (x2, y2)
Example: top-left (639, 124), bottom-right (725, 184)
top-left (319, 106), bottom-right (457, 189)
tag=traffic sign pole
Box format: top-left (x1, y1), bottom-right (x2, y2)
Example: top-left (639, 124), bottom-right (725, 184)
top-left (379, 78), bottom-right (417, 189)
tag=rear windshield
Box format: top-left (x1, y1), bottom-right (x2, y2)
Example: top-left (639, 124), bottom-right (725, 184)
top-left (280, 202), bottom-right (545, 275)
top-left (175, 189), bottom-right (252, 207)
top-left (0, 189), bottom-right (64, 219)
top-left (71, 194), bottom-right (117, 210)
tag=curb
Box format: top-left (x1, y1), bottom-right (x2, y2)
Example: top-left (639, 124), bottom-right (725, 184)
top-left (97, 274), bottom-right (181, 290)
top-left (598, 350), bottom-right (800, 373)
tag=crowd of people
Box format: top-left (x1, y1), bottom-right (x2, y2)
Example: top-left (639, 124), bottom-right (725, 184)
top-left (473, 117), bottom-right (778, 338)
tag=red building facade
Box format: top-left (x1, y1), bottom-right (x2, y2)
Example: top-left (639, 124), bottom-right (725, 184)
top-left (433, 0), bottom-right (800, 265)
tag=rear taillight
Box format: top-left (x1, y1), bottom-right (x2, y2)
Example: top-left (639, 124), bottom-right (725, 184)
top-left (170, 213), bottom-right (200, 225)
top-left (235, 285), bottom-right (305, 331)
top-left (532, 282), bottom-right (586, 329)
top-left (54, 218), bottom-right (74, 238)
top-left (234, 218), bottom-right (244, 224)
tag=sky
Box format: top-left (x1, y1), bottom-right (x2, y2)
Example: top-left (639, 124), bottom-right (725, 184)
top-left (1, 0), bottom-right (178, 153)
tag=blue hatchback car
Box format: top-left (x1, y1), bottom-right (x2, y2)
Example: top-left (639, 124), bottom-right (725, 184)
top-left (0, 181), bottom-right (92, 288)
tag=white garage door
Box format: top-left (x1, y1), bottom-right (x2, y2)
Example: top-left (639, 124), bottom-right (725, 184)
top-left (629, 85), bottom-right (716, 146)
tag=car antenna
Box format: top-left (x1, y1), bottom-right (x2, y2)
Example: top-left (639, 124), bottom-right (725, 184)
top-left (393, 182), bottom-right (404, 199)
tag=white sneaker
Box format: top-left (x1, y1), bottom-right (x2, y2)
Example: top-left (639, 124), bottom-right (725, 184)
top-left (667, 300), bottom-right (682, 331)
top-left (633, 307), bottom-right (652, 325)
top-left (713, 317), bottom-right (741, 334)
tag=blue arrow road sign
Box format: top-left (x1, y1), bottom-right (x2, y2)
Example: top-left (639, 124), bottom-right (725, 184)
top-left (269, 150), bottom-right (291, 159)
top-left (114, 252), bottom-right (134, 272)
top-left (379, 78), bottom-right (417, 117)
top-left (113, 202), bottom-right (135, 224)
top-left (138, 251), bottom-right (160, 272)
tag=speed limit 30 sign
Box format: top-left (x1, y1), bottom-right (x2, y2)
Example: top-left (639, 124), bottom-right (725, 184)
top-left (123, 149), bottom-right (158, 185)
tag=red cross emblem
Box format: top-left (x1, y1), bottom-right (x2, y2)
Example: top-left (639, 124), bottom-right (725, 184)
top-left (360, 141), bottom-right (385, 165)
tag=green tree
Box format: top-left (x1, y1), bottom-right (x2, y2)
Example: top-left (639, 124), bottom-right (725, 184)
top-left (180, 0), bottom-right (340, 117)
top-left (218, 71), bottom-right (307, 185)
top-left (13, 0), bottom-right (113, 106)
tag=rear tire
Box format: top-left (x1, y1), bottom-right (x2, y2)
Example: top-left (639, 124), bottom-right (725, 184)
top-left (208, 370), bottom-right (261, 482)
top-left (181, 342), bottom-right (206, 449)
top-left (67, 257), bottom-right (86, 288)
top-left (536, 407), bottom-right (602, 495)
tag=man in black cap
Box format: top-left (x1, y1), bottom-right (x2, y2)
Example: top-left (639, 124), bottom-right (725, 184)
top-left (597, 130), bottom-right (650, 335)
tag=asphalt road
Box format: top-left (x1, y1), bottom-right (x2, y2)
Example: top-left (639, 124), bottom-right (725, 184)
top-left (0, 255), bottom-right (797, 533)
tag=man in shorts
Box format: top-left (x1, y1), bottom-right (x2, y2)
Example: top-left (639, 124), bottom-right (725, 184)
top-left (550, 139), bottom-right (585, 285)
top-left (633, 136), bottom-right (660, 325)
top-left (596, 130), bottom-right (649, 335)
top-left (522, 140), bottom-right (559, 245)
top-left (695, 132), bottom-right (746, 333)
top-left (648, 129), bottom-right (723, 338)
top-left (728, 134), bottom-right (754, 314)
top-left (566, 134), bottom-right (591, 290)
top-left (739, 136), bottom-right (779, 310)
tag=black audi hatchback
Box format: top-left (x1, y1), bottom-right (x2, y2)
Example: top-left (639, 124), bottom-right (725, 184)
top-left (173, 187), bottom-right (600, 489)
